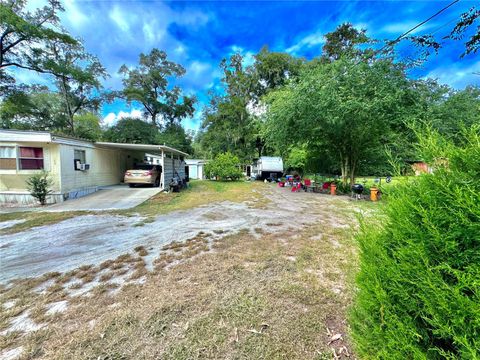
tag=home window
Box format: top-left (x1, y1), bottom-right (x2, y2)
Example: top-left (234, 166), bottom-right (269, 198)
top-left (19, 147), bottom-right (44, 170)
top-left (74, 149), bottom-right (86, 170)
top-left (0, 146), bottom-right (16, 170)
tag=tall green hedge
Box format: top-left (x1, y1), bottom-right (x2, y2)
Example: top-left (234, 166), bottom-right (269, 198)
top-left (351, 127), bottom-right (480, 359)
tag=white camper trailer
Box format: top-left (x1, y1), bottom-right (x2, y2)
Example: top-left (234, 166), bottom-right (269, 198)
top-left (252, 156), bottom-right (283, 180)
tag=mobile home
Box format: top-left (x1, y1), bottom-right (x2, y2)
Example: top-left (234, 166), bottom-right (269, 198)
top-left (251, 156), bottom-right (284, 180)
top-left (0, 130), bottom-right (187, 205)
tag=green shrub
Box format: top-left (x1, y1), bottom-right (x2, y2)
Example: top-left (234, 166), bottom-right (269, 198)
top-left (335, 181), bottom-right (351, 194)
top-left (204, 152), bottom-right (243, 181)
top-left (26, 171), bottom-right (52, 205)
top-left (351, 126), bottom-right (480, 358)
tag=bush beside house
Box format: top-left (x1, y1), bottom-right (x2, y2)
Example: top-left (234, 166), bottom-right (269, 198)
top-left (204, 152), bottom-right (243, 181)
top-left (26, 171), bottom-right (53, 205)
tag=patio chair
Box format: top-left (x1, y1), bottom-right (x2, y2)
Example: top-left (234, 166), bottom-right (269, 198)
top-left (291, 183), bottom-right (302, 192)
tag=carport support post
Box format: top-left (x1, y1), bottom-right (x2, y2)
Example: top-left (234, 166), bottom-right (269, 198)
top-left (161, 149), bottom-right (165, 190)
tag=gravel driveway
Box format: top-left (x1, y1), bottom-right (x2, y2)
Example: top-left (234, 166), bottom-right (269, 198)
top-left (0, 187), bottom-right (350, 284)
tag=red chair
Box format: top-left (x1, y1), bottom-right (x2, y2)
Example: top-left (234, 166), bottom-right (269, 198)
top-left (322, 181), bottom-right (331, 190)
top-left (291, 183), bottom-right (302, 192)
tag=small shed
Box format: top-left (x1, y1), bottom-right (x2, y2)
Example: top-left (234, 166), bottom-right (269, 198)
top-left (185, 159), bottom-right (207, 180)
top-left (406, 160), bottom-right (433, 176)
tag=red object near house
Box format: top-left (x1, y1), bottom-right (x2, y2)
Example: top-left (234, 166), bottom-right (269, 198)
top-left (322, 182), bottom-right (332, 190)
top-left (304, 179), bottom-right (311, 186)
top-left (278, 181), bottom-right (285, 187)
top-left (291, 183), bottom-right (302, 192)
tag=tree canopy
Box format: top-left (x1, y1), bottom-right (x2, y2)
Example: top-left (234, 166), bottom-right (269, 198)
top-left (118, 49), bottom-right (195, 128)
top-left (104, 118), bottom-right (158, 144)
top-left (0, 0), bottom-right (77, 92)
top-left (1, 3), bottom-right (478, 170)
top-left (265, 58), bottom-right (413, 184)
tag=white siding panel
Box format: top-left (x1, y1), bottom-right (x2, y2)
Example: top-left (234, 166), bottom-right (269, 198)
top-left (59, 144), bottom-right (134, 193)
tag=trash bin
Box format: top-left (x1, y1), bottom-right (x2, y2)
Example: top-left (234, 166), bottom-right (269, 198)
top-left (370, 187), bottom-right (379, 201)
top-left (330, 183), bottom-right (337, 195)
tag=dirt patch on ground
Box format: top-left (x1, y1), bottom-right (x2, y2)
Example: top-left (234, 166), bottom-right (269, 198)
top-left (0, 184), bottom-right (355, 283)
top-left (0, 183), bottom-right (374, 359)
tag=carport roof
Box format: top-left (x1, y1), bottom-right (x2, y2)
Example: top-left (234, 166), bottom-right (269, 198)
top-left (95, 142), bottom-right (189, 157)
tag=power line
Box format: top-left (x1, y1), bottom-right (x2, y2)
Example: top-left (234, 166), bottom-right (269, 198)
top-left (318, 1), bottom-right (463, 88)
top-left (377, 0), bottom-right (461, 55)
top-left (430, 16), bottom-right (459, 36)
top-left (394, 0), bottom-right (460, 41)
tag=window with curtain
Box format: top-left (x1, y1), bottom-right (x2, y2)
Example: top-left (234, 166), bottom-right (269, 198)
top-left (0, 146), bottom-right (16, 170)
top-left (19, 147), bottom-right (44, 170)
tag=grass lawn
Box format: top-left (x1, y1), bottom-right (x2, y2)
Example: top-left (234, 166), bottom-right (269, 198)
top-left (127, 179), bottom-right (269, 217)
top-left (353, 175), bottom-right (411, 190)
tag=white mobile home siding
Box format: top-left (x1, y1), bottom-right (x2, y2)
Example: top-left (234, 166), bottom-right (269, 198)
top-left (0, 142), bottom-right (63, 204)
top-left (58, 144), bottom-right (137, 198)
top-left (1, 130), bottom-right (189, 204)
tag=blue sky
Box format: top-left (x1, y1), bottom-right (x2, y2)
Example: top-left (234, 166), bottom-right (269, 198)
top-left (19, 0), bottom-right (480, 131)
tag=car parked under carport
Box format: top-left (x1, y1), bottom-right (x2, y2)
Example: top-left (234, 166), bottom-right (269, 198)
top-left (124, 164), bottom-right (162, 188)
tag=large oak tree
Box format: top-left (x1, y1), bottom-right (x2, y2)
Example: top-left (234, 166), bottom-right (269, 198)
top-left (118, 49), bottom-right (195, 128)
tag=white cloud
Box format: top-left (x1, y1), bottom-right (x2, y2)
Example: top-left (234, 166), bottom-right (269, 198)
top-left (142, 23), bottom-right (155, 43)
top-left (286, 31), bottom-right (325, 54)
top-left (189, 61), bottom-right (210, 76)
top-left (229, 46), bottom-right (256, 67)
top-left (102, 113), bottom-right (117, 127)
top-left (174, 45), bottom-right (186, 55)
top-left (63, 0), bottom-right (88, 28)
top-left (381, 21), bottom-right (436, 36)
top-left (242, 52), bottom-right (255, 67)
top-left (103, 109), bottom-right (143, 127)
top-left (109, 6), bottom-right (131, 32)
top-left (23, 0), bottom-right (88, 32)
top-left (183, 108), bottom-right (204, 131)
top-left (231, 45), bottom-right (244, 53)
top-left (142, 20), bottom-right (166, 45)
top-left (9, 68), bottom-right (52, 87)
top-left (424, 61), bottom-right (480, 89)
